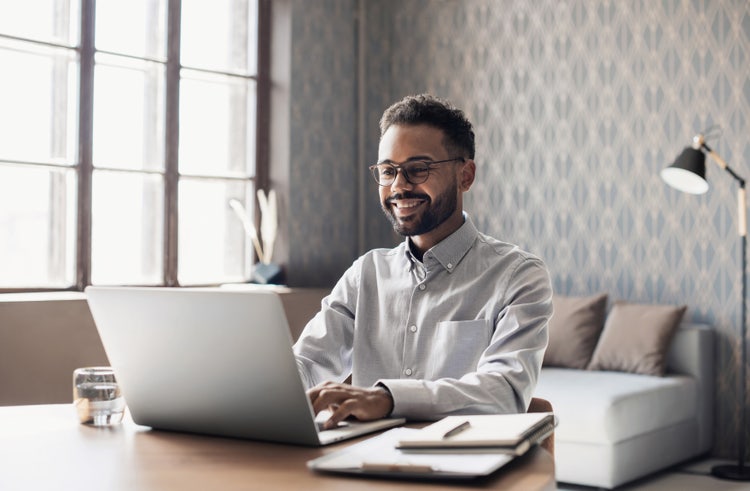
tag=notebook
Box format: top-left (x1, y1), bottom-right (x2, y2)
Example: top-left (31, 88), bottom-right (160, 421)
top-left (395, 413), bottom-right (555, 455)
top-left (84, 286), bottom-right (405, 446)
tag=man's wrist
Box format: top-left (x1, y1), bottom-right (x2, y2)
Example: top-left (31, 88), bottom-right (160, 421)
top-left (375, 383), bottom-right (394, 417)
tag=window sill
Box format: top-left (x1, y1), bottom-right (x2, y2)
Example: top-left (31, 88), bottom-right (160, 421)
top-left (0, 291), bottom-right (87, 303)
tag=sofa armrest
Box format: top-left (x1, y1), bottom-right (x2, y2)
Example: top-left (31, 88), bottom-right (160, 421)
top-left (665, 323), bottom-right (714, 452)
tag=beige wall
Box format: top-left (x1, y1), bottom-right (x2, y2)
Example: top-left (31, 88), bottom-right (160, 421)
top-left (0, 289), bottom-right (328, 406)
top-left (0, 294), bottom-right (109, 405)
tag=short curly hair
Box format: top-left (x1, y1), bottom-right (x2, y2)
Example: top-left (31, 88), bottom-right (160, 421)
top-left (379, 94), bottom-right (475, 159)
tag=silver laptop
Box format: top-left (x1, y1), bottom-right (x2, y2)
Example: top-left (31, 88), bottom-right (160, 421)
top-left (84, 286), bottom-right (405, 446)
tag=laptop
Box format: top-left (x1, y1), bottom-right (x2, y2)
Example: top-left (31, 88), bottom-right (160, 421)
top-left (84, 286), bottom-right (405, 446)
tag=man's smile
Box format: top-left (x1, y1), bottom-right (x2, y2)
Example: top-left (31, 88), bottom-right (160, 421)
top-left (387, 197), bottom-right (428, 218)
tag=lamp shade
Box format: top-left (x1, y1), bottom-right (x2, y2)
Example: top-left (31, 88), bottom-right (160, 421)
top-left (661, 147), bottom-right (709, 194)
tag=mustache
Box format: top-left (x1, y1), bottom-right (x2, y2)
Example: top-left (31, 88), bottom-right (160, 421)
top-left (385, 192), bottom-right (430, 204)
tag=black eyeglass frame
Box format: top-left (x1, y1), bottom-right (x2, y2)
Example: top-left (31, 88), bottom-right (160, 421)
top-left (368, 157), bottom-right (465, 186)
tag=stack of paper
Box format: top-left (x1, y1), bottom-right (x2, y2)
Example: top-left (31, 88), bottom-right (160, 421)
top-left (307, 428), bottom-right (514, 479)
top-left (307, 412), bottom-right (555, 480)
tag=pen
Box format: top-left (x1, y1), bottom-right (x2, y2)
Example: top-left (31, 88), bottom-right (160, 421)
top-left (442, 420), bottom-right (471, 439)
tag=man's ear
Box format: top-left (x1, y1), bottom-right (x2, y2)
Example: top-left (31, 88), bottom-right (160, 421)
top-left (459, 159), bottom-right (476, 191)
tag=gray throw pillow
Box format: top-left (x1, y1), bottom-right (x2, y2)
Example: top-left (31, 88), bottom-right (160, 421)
top-left (587, 301), bottom-right (687, 376)
top-left (543, 293), bottom-right (608, 369)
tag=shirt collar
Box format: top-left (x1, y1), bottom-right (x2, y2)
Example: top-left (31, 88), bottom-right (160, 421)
top-left (402, 213), bottom-right (478, 274)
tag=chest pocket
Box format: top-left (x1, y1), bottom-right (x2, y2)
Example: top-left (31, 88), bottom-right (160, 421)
top-left (427, 319), bottom-right (492, 379)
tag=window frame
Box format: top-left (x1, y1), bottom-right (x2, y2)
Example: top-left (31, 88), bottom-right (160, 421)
top-left (0, 0), bottom-right (270, 293)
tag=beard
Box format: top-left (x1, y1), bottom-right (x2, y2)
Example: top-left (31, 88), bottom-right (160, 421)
top-left (381, 179), bottom-right (459, 236)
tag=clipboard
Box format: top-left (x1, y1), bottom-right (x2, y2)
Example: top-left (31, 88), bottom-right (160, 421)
top-left (307, 428), bottom-right (515, 480)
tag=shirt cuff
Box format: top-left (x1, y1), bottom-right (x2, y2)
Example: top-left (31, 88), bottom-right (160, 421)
top-left (376, 379), bottom-right (433, 419)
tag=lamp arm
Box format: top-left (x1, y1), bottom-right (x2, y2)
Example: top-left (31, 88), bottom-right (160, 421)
top-left (740, 186), bottom-right (748, 238)
top-left (702, 143), bottom-right (746, 185)
top-left (701, 143), bottom-right (747, 237)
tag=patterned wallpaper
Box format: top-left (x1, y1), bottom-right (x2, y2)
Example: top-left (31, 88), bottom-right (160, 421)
top-left (286, 0), bottom-right (360, 286)
top-left (286, 0), bottom-right (750, 457)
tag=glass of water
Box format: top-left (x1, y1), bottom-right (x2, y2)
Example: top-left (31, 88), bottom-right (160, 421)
top-left (73, 367), bottom-right (125, 425)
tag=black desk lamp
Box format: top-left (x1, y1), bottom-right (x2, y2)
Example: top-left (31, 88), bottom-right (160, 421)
top-left (661, 133), bottom-right (749, 481)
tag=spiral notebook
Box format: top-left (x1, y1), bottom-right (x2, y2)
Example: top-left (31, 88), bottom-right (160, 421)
top-left (395, 413), bottom-right (555, 455)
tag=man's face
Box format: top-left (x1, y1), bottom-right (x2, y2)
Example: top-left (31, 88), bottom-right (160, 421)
top-left (376, 124), bottom-right (463, 237)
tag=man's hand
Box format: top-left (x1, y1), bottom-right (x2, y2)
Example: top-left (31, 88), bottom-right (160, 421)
top-left (307, 381), bottom-right (394, 429)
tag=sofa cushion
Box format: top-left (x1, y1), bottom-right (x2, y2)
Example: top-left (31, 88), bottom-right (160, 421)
top-left (587, 302), bottom-right (687, 375)
top-left (535, 368), bottom-right (697, 444)
top-left (543, 293), bottom-right (607, 369)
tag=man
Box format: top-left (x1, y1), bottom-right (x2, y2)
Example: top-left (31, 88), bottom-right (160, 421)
top-left (293, 94), bottom-right (552, 429)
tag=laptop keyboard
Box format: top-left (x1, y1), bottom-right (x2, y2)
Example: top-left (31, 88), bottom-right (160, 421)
top-left (317, 420), bottom-right (351, 431)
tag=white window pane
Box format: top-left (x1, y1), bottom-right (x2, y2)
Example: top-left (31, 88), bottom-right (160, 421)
top-left (91, 170), bottom-right (164, 285)
top-left (0, 39), bottom-right (78, 164)
top-left (246, 0), bottom-right (258, 73)
top-left (245, 85), bottom-right (257, 177)
top-left (95, 0), bottom-right (167, 60)
top-left (0, 0), bottom-right (79, 46)
top-left (181, 0), bottom-right (258, 74)
top-left (0, 164), bottom-right (76, 288)
top-left (179, 70), bottom-right (255, 176)
top-left (178, 178), bottom-right (250, 285)
top-left (93, 54), bottom-right (165, 171)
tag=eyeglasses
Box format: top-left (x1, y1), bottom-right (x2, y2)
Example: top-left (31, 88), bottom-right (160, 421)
top-left (368, 158), bottom-right (465, 186)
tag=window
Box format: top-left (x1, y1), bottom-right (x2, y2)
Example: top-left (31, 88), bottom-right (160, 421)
top-left (0, 0), bottom-right (268, 290)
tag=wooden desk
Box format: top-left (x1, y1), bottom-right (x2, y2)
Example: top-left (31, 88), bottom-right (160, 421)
top-left (0, 405), bottom-right (556, 490)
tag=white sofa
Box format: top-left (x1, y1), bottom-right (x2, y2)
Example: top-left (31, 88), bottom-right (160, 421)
top-left (534, 323), bottom-right (714, 489)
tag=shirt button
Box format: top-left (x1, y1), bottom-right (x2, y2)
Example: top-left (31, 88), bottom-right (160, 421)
top-left (404, 368), bottom-right (413, 376)
top-left (409, 325), bottom-right (417, 333)
top-left (418, 284), bottom-right (426, 291)
top-left (447, 263), bottom-right (453, 269)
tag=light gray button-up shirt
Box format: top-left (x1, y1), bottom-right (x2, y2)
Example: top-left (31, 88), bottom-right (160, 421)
top-left (293, 215), bottom-right (553, 420)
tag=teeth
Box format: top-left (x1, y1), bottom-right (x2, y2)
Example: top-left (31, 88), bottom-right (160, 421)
top-left (392, 200), bottom-right (422, 209)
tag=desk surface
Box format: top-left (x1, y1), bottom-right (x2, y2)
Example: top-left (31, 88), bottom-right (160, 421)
top-left (0, 405), bottom-right (555, 491)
